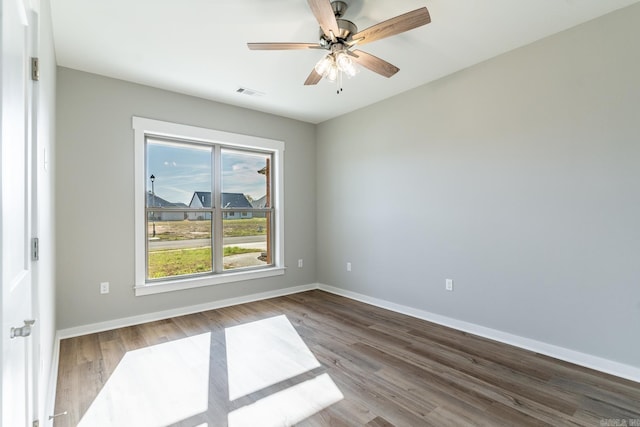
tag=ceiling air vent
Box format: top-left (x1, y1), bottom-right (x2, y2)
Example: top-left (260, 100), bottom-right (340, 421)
top-left (236, 87), bottom-right (265, 97)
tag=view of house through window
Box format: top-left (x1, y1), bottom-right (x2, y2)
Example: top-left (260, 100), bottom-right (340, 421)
top-left (146, 138), bottom-right (273, 280)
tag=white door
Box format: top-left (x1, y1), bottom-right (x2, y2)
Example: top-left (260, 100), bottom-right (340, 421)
top-left (1, 0), bottom-right (36, 425)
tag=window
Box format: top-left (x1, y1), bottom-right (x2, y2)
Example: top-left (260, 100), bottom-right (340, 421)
top-left (133, 117), bottom-right (285, 296)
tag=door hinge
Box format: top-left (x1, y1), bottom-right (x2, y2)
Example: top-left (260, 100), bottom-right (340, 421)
top-left (31, 57), bottom-right (40, 81)
top-left (32, 237), bottom-right (39, 261)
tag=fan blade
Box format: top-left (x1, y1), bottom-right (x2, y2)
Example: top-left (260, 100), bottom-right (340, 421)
top-left (304, 68), bottom-right (323, 85)
top-left (247, 42), bottom-right (323, 50)
top-left (307, 0), bottom-right (340, 40)
top-left (351, 7), bottom-right (431, 46)
top-left (350, 50), bottom-right (399, 78)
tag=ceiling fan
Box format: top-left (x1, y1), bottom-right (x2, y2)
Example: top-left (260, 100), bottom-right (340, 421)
top-left (247, 0), bottom-right (431, 92)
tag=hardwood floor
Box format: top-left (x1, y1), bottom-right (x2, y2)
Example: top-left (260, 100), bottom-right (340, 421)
top-left (54, 290), bottom-right (640, 426)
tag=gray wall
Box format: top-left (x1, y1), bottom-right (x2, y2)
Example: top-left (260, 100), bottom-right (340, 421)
top-left (56, 68), bottom-right (316, 329)
top-left (317, 5), bottom-right (640, 367)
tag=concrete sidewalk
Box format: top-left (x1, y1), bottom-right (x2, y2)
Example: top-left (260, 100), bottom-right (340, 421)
top-left (223, 252), bottom-right (265, 269)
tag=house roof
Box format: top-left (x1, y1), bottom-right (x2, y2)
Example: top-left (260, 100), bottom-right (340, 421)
top-left (188, 192), bottom-right (253, 209)
top-left (251, 194), bottom-right (268, 209)
top-left (222, 193), bottom-right (253, 209)
top-left (146, 192), bottom-right (185, 208)
top-left (191, 191), bottom-right (212, 208)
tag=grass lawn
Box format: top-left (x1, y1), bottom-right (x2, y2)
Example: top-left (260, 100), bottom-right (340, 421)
top-left (148, 246), bottom-right (263, 278)
top-left (223, 217), bottom-right (268, 237)
top-left (148, 218), bottom-right (267, 240)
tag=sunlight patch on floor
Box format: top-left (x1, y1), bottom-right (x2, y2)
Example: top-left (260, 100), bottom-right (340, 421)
top-left (225, 315), bottom-right (321, 400)
top-left (228, 373), bottom-right (344, 427)
top-left (78, 333), bottom-right (211, 427)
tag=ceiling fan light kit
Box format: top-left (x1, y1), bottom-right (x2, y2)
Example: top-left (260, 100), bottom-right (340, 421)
top-left (248, 0), bottom-right (431, 93)
top-left (314, 45), bottom-right (358, 93)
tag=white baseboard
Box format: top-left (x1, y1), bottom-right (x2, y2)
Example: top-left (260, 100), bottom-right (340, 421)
top-left (57, 283), bottom-right (317, 339)
top-left (317, 283), bottom-right (640, 383)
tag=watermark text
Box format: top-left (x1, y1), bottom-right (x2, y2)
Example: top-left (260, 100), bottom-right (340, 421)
top-left (600, 419), bottom-right (640, 427)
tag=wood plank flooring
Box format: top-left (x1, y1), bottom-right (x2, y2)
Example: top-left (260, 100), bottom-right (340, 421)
top-left (54, 290), bottom-right (640, 426)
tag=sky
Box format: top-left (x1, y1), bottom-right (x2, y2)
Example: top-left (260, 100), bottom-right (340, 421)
top-left (147, 139), bottom-right (268, 205)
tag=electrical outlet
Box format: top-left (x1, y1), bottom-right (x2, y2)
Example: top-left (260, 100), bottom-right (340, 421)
top-left (100, 282), bottom-right (110, 294)
top-left (446, 279), bottom-right (453, 291)
top-left (298, 259), bottom-right (303, 268)
top-left (347, 262), bottom-right (352, 272)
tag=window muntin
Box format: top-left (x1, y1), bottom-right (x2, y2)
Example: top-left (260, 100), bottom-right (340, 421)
top-left (133, 117), bottom-right (284, 295)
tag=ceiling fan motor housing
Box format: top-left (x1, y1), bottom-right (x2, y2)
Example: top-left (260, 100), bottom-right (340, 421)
top-left (319, 19), bottom-right (357, 46)
top-left (318, 1), bottom-right (357, 47)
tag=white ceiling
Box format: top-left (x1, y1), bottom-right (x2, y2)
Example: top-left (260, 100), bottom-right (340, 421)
top-left (50, 0), bottom-right (640, 124)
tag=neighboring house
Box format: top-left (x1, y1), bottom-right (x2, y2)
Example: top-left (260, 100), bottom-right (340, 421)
top-left (188, 191), bottom-right (211, 220)
top-left (146, 192), bottom-right (187, 221)
top-left (251, 194), bottom-right (267, 208)
top-left (250, 194), bottom-right (268, 218)
top-left (189, 191), bottom-right (211, 209)
top-left (222, 193), bottom-right (254, 219)
top-left (187, 191), bottom-right (254, 219)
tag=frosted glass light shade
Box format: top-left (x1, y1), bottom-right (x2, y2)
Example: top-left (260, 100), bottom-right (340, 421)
top-left (314, 55), bottom-right (333, 76)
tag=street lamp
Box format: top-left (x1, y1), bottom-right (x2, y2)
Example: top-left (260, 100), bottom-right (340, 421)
top-left (150, 174), bottom-right (156, 237)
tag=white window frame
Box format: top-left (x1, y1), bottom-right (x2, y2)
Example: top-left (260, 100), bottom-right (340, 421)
top-left (133, 117), bottom-right (285, 296)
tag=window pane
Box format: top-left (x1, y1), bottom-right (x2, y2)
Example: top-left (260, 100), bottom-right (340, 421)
top-left (147, 139), bottom-right (214, 280)
top-left (221, 149), bottom-right (270, 208)
top-left (223, 211), bottom-right (271, 271)
top-left (221, 149), bottom-right (272, 271)
top-left (147, 139), bottom-right (212, 209)
top-left (147, 212), bottom-right (213, 279)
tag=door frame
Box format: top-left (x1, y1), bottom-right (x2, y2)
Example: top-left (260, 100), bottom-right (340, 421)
top-left (1, 0), bottom-right (40, 425)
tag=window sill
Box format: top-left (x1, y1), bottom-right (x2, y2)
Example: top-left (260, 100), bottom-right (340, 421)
top-left (134, 266), bottom-right (286, 296)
